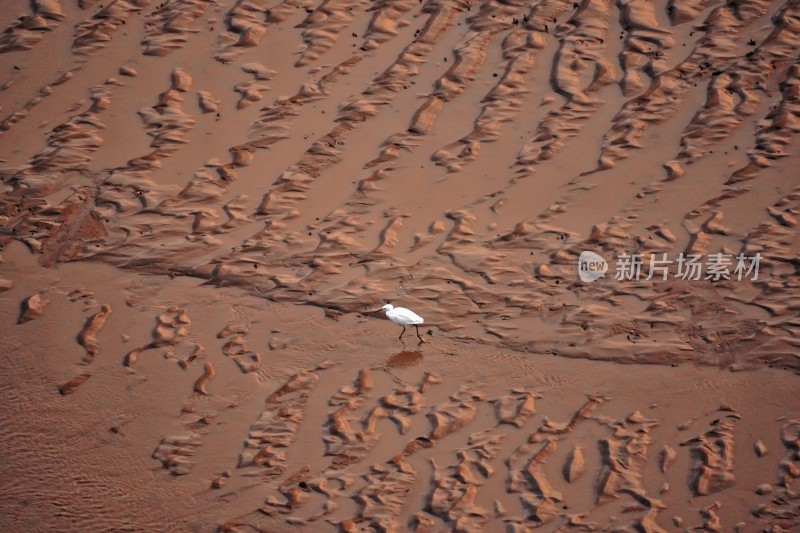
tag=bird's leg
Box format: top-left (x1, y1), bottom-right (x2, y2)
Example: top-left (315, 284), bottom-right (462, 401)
top-left (399, 326), bottom-right (406, 340)
top-left (415, 325), bottom-right (424, 342)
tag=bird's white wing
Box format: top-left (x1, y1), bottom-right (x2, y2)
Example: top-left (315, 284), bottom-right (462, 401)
top-left (394, 307), bottom-right (423, 324)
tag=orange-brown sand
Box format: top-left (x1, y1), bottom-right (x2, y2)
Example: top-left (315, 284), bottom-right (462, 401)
top-left (1, 0), bottom-right (799, 531)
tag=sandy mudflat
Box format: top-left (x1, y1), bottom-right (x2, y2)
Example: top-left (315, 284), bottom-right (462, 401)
top-left (1, 0), bottom-right (799, 531)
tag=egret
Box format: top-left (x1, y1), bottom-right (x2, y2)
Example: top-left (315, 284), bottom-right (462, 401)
top-left (382, 304), bottom-right (425, 341)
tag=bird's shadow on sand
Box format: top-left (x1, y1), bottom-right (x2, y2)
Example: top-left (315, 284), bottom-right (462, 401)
top-left (385, 340), bottom-right (425, 367)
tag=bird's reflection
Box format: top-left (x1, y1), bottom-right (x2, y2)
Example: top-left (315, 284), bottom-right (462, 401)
top-left (386, 340), bottom-right (424, 367)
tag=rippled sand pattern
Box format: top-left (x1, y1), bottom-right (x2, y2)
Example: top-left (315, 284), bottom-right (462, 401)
top-left (1, 0), bottom-right (799, 531)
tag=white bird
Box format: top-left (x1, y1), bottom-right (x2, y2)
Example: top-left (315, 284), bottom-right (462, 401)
top-left (382, 304), bottom-right (425, 341)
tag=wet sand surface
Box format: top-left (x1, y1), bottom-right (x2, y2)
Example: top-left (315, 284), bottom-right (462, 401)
top-left (1, 0), bottom-right (799, 531)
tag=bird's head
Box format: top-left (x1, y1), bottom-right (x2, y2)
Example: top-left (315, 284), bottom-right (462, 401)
top-left (381, 304), bottom-right (393, 312)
